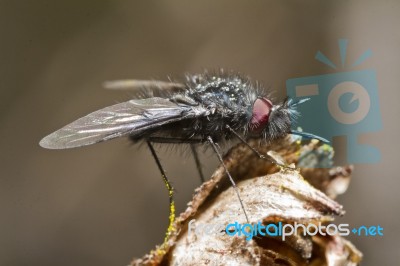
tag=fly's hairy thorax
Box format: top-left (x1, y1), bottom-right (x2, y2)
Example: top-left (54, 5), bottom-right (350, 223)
top-left (181, 73), bottom-right (259, 141)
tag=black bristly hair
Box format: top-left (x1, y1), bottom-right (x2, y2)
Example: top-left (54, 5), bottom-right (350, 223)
top-left (150, 70), bottom-right (296, 145)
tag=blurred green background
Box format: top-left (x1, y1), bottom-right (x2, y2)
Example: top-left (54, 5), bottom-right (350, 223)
top-left (0, 1), bottom-right (399, 265)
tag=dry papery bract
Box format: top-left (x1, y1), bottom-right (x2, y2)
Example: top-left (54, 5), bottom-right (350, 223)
top-left (132, 137), bottom-right (362, 266)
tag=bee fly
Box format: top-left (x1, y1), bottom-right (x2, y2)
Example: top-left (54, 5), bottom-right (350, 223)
top-left (40, 70), bottom-right (327, 242)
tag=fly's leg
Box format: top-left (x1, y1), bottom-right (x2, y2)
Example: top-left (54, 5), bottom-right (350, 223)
top-left (190, 144), bottom-right (205, 183)
top-left (207, 136), bottom-right (250, 223)
top-left (146, 141), bottom-right (176, 245)
top-left (225, 125), bottom-right (296, 170)
top-left (148, 137), bottom-right (205, 184)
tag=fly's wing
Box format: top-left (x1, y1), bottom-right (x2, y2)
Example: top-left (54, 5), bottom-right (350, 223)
top-left (103, 79), bottom-right (185, 98)
top-left (40, 97), bottom-right (206, 149)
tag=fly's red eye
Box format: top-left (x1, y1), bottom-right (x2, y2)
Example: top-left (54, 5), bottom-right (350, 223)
top-left (249, 98), bottom-right (273, 132)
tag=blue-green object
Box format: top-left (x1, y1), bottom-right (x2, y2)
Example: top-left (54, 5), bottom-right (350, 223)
top-left (287, 70), bottom-right (382, 165)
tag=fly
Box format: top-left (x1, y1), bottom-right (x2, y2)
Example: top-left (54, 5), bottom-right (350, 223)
top-left (39, 70), bottom-right (327, 243)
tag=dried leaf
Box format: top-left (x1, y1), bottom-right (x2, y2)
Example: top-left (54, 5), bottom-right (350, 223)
top-left (131, 137), bottom-right (361, 265)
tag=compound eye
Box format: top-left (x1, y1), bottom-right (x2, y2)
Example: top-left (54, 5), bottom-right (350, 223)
top-left (250, 98), bottom-right (273, 132)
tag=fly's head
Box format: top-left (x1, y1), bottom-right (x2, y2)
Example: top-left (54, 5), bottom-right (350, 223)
top-left (248, 97), bottom-right (298, 141)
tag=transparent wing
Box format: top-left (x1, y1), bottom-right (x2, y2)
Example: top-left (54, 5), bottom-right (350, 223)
top-left (104, 79), bottom-right (184, 92)
top-left (103, 79), bottom-right (186, 98)
top-left (40, 97), bottom-right (206, 149)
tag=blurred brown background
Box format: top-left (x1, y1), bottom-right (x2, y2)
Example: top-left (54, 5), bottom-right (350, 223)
top-left (0, 1), bottom-right (399, 265)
